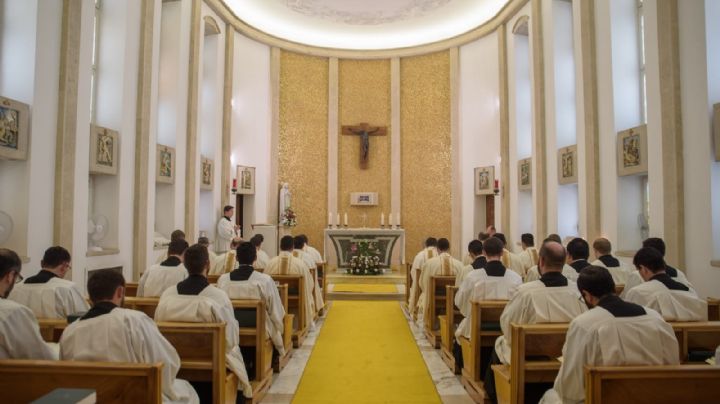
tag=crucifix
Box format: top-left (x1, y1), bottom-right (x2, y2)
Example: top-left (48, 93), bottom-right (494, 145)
top-left (341, 122), bottom-right (387, 169)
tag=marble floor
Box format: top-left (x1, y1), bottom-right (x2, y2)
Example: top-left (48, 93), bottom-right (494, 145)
top-left (260, 301), bottom-right (474, 404)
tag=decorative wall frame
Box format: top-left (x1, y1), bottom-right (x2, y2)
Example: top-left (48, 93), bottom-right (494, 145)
top-left (236, 165), bottom-right (255, 195)
top-left (713, 103), bottom-right (720, 162)
top-left (200, 157), bottom-right (213, 190)
top-left (89, 125), bottom-right (119, 175)
top-left (617, 124), bottom-right (648, 176)
top-left (350, 192), bottom-right (378, 206)
top-left (156, 144), bottom-right (175, 184)
top-left (518, 158), bottom-right (532, 191)
top-left (0, 96), bottom-right (30, 160)
top-left (474, 166), bottom-right (495, 195)
top-left (557, 145), bottom-right (578, 185)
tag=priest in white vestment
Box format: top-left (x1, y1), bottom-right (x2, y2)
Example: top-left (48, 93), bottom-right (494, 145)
top-left (60, 269), bottom-right (198, 404)
top-left (9, 246), bottom-right (89, 319)
top-left (265, 236), bottom-right (316, 329)
top-left (156, 230), bottom-right (187, 264)
top-left (293, 236), bottom-right (324, 313)
top-left (217, 242), bottom-right (286, 356)
top-left (624, 247), bottom-right (707, 321)
top-left (493, 233), bottom-right (525, 277)
top-left (518, 233), bottom-right (539, 274)
top-left (216, 205), bottom-right (241, 254)
top-left (418, 238), bottom-right (465, 327)
top-left (154, 245), bottom-right (253, 398)
top-left (138, 239), bottom-right (189, 297)
top-left (250, 235), bottom-right (270, 271)
top-left (211, 239), bottom-right (240, 276)
top-left (408, 237), bottom-right (438, 316)
top-left (621, 237), bottom-right (691, 298)
top-left (540, 266), bottom-right (679, 404)
top-left (589, 237), bottom-right (632, 284)
top-left (0, 249), bottom-right (56, 360)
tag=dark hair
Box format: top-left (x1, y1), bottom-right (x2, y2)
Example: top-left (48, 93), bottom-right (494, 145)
top-left (633, 247), bottom-right (666, 272)
top-left (223, 205), bottom-right (234, 214)
top-left (468, 240), bottom-right (483, 256)
top-left (255, 234), bottom-right (264, 242)
top-left (521, 233), bottom-right (534, 247)
top-left (298, 234), bottom-right (309, 244)
top-left (577, 265), bottom-right (615, 298)
top-left (197, 236), bottom-right (210, 246)
top-left (493, 233), bottom-right (507, 246)
top-left (250, 235), bottom-right (263, 247)
top-left (87, 268), bottom-right (125, 304)
top-left (170, 230), bottom-right (186, 242)
top-left (42, 246), bottom-right (71, 268)
top-left (539, 241), bottom-right (566, 270)
top-left (0, 248), bottom-right (21, 279)
top-left (567, 238), bottom-right (590, 260)
top-left (546, 233), bottom-right (562, 243)
top-left (168, 239), bottom-right (189, 256)
top-left (437, 238), bottom-right (450, 251)
top-left (280, 235), bottom-right (294, 251)
top-left (478, 232), bottom-right (490, 241)
top-left (425, 237), bottom-right (438, 247)
top-left (642, 237), bottom-right (666, 257)
top-left (483, 237), bottom-right (504, 257)
top-left (593, 238), bottom-right (612, 255)
top-left (184, 244), bottom-right (210, 275)
top-left (236, 242), bottom-right (257, 265)
top-left (293, 236), bottom-right (305, 249)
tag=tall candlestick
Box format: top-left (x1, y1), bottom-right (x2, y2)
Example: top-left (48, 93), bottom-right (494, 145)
top-left (329, 212), bottom-right (333, 226)
top-left (388, 213), bottom-right (393, 227)
top-left (380, 213), bottom-right (385, 226)
top-left (336, 213), bottom-right (340, 227)
top-left (344, 213), bottom-right (348, 226)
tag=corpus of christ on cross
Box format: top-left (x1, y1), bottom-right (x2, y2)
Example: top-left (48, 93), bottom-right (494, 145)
top-left (341, 122), bottom-right (387, 169)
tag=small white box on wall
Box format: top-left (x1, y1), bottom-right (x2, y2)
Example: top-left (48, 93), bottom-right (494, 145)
top-left (350, 192), bottom-right (378, 206)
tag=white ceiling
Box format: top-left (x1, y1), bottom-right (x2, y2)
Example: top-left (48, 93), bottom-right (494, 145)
top-left (222, 0), bottom-right (512, 50)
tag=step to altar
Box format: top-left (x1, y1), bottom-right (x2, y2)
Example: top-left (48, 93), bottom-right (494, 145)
top-left (326, 272), bottom-right (406, 285)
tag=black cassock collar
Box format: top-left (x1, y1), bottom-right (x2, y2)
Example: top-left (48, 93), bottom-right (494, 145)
top-left (230, 265), bottom-right (255, 281)
top-left (177, 274), bottom-right (210, 295)
top-left (80, 301), bottom-right (117, 321)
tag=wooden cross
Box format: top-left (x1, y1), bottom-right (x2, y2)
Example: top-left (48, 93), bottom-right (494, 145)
top-left (341, 122), bottom-right (387, 169)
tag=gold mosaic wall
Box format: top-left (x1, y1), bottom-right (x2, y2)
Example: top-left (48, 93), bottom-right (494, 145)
top-left (278, 51), bottom-right (328, 251)
top-left (400, 51), bottom-right (452, 256)
top-left (338, 59), bottom-right (391, 227)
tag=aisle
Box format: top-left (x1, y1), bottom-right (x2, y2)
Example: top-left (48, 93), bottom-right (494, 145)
top-left (292, 301), bottom-right (441, 404)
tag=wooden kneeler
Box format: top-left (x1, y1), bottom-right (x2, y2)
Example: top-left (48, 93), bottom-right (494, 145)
top-left (424, 275), bottom-right (456, 348)
top-left (270, 274), bottom-right (309, 348)
top-left (438, 285), bottom-right (462, 373)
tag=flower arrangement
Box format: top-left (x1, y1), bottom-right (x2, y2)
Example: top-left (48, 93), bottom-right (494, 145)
top-left (347, 240), bottom-right (383, 275)
top-left (280, 207), bottom-right (297, 227)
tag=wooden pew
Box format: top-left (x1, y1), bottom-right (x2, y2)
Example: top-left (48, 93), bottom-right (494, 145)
top-left (424, 275), bottom-right (456, 348)
top-left (670, 321), bottom-right (720, 362)
top-left (232, 299), bottom-right (273, 403)
top-left (0, 359), bottom-right (162, 403)
top-left (584, 365), bottom-right (720, 404)
top-left (37, 318), bottom-right (68, 343)
top-left (158, 322), bottom-right (238, 404)
top-left (208, 274), bottom-right (221, 284)
top-left (438, 285), bottom-right (462, 373)
top-left (275, 284), bottom-right (294, 372)
top-left (459, 300), bottom-right (508, 403)
top-left (492, 323), bottom-right (568, 404)
top-left (614, 284), bottom-right (624, 295)
top-left (126, 282), bottom-right (139, 297)
top-left (269, 274), bottom-right (309, 348)
top-left (707, 297), bottom-right (719, 321)
top-left (124, 296), bottom-right (160, 318)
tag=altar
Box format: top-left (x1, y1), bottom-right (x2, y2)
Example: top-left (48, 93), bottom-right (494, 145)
top-left (324, 228), bottom-right (405, 270)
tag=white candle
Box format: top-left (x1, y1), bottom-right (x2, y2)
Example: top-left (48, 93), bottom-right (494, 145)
top-left (344, 213), bottom-right (348, 226)
top-left (397, 212), bottom-right (401, 226)
top-left (336, 213), bottom-right (340, 226)
top-left (388, 213), bottom-right (393, 227)
top-left (329, 212), bottom-right (333, 225)
top-left (381, 213), bottom-right (385, 226)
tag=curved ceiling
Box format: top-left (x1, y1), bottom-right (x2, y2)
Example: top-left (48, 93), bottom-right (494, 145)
top-left (222, 0), bottom-right (512, 50)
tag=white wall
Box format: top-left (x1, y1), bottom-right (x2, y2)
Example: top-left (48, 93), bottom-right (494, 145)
top-left (707, 0), bottom-right (720, 262)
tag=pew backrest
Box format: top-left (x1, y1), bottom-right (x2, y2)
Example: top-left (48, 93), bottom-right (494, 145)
top-left (231, 299), bottom-right (272, 382)
top-left (125, 282), bottom-right (139, 297)
top-left (669, 321), bottom-right (720, 362)
top-left (461, 300), bottom-right (508, 381)
top-left (707, 298), bottom-right (719, 321)
top-left (270, 274), bottom-right (306, 333)
top-left (37, 318), bottom-right (68, 343)
top-left (425, 276), bottom-right (456, 330)
top-left (123, 296), bottom-right (160, 318)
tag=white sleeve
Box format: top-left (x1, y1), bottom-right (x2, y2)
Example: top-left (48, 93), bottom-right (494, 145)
top-left (137, 270), bottom-right (150, 297)
top-left (499, 292), bottom-right (526, 344)
top-left (455, 277), bottom-right (474, 318)
top-left (133, 313), bottom-right (183, 400)
top-left (57, 286), bottom-right (89, 317)
top-left (1, 305), bottom-right (56, 360)
top-left (552, 321), bottom-right (594, 403)
top-left (266, 280), bottom-right (286, 334)
top-left (217, 219), bottom-right (235, 240)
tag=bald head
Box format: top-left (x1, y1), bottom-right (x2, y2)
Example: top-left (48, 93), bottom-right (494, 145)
top-left (539, 241), bottom-right (566, 274)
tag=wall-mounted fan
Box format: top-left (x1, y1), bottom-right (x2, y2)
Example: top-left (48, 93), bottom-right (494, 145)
top-left (0, 211), bottom-right (13, 245)
top-left (87, 214), bottom-right (110, 251)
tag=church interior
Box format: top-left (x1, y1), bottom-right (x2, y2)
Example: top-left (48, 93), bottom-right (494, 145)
top-left (1, 0), bottom-right (720, 402)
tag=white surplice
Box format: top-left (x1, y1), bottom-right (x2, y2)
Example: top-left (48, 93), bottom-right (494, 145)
top-left (624, 280), bottom-right (707, 321)
top-left (0, 298), bottom-right (56, 360)
top-left (494, 278), bottom-right (587, 364)
top-left (304, 245), bottom-right (323, 265)
top-left (525, 264), bottom-right (579, 282)
top-left (265, 252), bottom-right (316, 329)
top-left (620, 269), bottom-right (691, 298)
top-left (419, 253), bottom-right (465, 324)
top-left (9, 277), bottom-right (89, 319)
top-left (211, 251), bottom-right (238, 276)
top-left (454, 267), bottom-right (522, 339)
top-left (589, 259), bottom-right (633, 285)
top-left (255, 249), bottom-right (271, 270)
top-left (408, 247), bottom-right (438, 314)
top-left (60, 307), bottom-right (199, 404)
top-left (215, 217), bottom-right (236, 253)
top-left (218, 271), bottom-right (286, 355)
top-left (292, 249), bottom-right (324, 312)
top-left (155, 285), bottom-right (252, 398)
top-left (518, 247), bottom-right (539, 274)
top-left (501, 249), bottom-right (526, 277)
top-left (137, 263), bottom-right (188, 297)
top-left (540, 306), bottom-right (679, 404)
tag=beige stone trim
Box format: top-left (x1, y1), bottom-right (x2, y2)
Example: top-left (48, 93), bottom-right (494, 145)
top-left (203, 15), bottom-right (220, 36)
top-left (202, 0), bottom-right (530, 59)
top-left (184, 0), bottom-right (202, 239)
top-left (656, 0), bottom-right (685, 267)
top-left (328, 58), bottom-right (339, 219)
top-left (531, 0), bottom-right (547, 238)
top-left (450, 47), bottom-right (461, 256)
top-left (133, 0), bottom-right (156, 280)
top-left (498, 25), bottom-right (511, 237)
top-left (512, 15), bottom-right (530, 36)
top-left (267, 47), bottom-right (281, 223)
top-left (391, 57), bottom-right (401, 218)
top-left (54, 0), bottom-right (83, 256)
top-left (221, 25), bottom-right (234, 209)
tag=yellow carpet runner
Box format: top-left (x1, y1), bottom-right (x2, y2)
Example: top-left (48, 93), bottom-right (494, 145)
top-left (292, 301), bottom-right (441, 404)
top-left (332, 284), bottom-right (398, 293)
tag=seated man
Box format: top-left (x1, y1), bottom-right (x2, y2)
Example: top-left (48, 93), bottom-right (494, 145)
top-left (137, 239), bottom-right (189, 297)
top-left (540, 266), bottom-right (679, 404)
top-left (525, 237), bottom-right (578, 282)
top-left (590, 237), bottom-right (631, 284)
top-left (462, 236), bottom-right (484, 266)
top-left (156, 229), bottom-right (186, 264)
top-left (518, 233), bottom-right (539, 274)
top-left (250, 235), bottom-right (269, 271)
top-left (197, 236), bottom-right (217, 263)
top-left (566, 238), bottom-right (591, 274)
top-left (60, 269), bottom-right (198, 404)
top-left (155, 244), bottom-right (252, 399)
top-left (217, 242), bottom-right (286, 356)
top-left (264, 236), bottom-right (315, 329)
top-left (625, 247), bottom-right (707, 321)
top-left (0, 248), bottom-right (56, 360)
top-left (622, 237), bottom-right (691, 297)
top-left (485, 241), bottom-right (587, 402)
top-left (9, 246), bottom-right (89, 319)
top-left (408, 237), bottom-right (438, 316)
top-left (453, 238), bottom-right (522, 369)
top-left (456, 240), bottom-right (484, 284)
top-left (293, 236), bottom-right (324, 313)
top-left (211, 239), bottom-right (241, 275)
top-left (493, 233), bottom-right (525, 277)
top-left (419, 238), bottom-right (465, 326)
top-left (299, 234), bottom-right (323, 265)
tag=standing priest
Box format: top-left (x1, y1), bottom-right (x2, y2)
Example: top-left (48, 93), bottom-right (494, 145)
top-left (216, 205), bottom-right (241, 253)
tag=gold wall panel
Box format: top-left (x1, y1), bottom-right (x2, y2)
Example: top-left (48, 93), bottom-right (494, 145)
top-left (338, 59), bottom-right (391, 227)
top-left (401, 51), bottom-right (452, 256)
top-left (278, 51), bottom-right (328, 251)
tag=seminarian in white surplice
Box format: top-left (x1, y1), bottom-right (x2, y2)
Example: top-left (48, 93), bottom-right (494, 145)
top-left (293, 236), bottom-right (324, 312)
top-left (250, 235), bottom-right (270, 271)
top-left (589, 237), bottom-right (632, 284)
top-left (418, 238), bottom-right (465, 326)
top-left (217, 242), bottom-right (286, 356)
top-left (0, 249), bottom-right (56, 360)
top-left (518, 233), bottom-right (539, 274)
top-left (9, 246), bottom-right (89, 319)
top-left (156, 230), bottom-right (187, 264)
top-left (60, 269), bottom-right (199, 404)
top-left (408, 237), bottom-right (438, 316)
top-left (539, 266), bottom-right (679, 404)
top-left (621, 237), bottom-right (692, 298)
top-left (155, 244), bottom-right (253, 398)
top-left (212, 239), bottom-right (240, 276)
top-left (137, 239), bottom-right (189, 297)
top-left (492, 233), bottom-right (525, 277)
